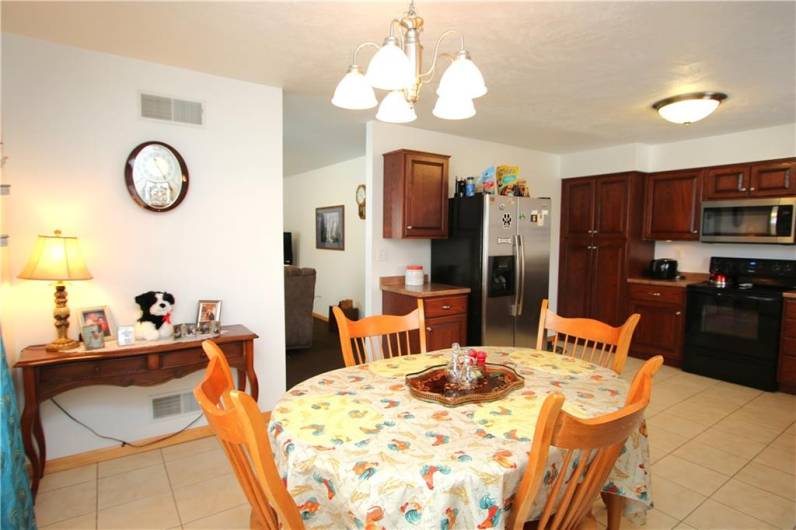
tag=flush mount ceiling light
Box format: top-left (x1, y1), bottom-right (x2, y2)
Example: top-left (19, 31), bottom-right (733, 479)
top-left (652, 92), bottom-right (728, 125)
top-left (331, 0), bottom-right (486, 122)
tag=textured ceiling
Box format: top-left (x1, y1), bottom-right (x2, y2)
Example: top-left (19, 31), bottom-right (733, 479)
top-left (3, 1), bottom-right (795, 175)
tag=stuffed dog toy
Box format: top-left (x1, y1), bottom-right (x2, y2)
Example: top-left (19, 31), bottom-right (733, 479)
top-left (134, 291), bottom-right (175, 341)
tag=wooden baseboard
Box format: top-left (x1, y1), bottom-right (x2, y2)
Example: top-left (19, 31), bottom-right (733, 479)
top-left (44, 411), bottom-right (269, 475)
top-left (312, 312), bottom-right (329, 322)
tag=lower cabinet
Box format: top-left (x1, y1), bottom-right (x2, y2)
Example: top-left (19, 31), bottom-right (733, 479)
top-left (382, 291), bottom-right (468, 352)
top-left (628, 283), bottom-right (685, 366)
top-left (778, 298), bottom-right (796, 394)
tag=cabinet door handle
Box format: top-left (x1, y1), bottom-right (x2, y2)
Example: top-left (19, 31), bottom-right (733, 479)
top-left (786, 169), bottom-right (791, 188)
top-left (650, 292), bottom-right (661, 297)
top-left (426, 327), bottom-right (433, 333)
top-left (737, 173), bottom-right (744, 192)
top-left (675, 311), bottom-right (682, 316)
top-left (692, 230), bottom-right (699, 234)
top-left (407, 225), bottom-right (413, 229)
top-left (441, 304), bottom-right (452, 310)
top-left (749, 187), bottom-right (756, 192)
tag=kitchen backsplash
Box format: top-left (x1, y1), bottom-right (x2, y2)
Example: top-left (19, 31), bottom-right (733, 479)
top-left (654, 241), bottom-right (796, 272)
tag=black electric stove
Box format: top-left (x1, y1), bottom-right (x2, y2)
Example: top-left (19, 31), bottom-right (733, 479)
top-left (683, 257), bottom-right (796, 391)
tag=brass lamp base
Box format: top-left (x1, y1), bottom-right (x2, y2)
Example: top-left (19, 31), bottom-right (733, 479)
top-left (46, 282), bottom-right (79, 352)
top-left (46, 337), bottom-right (80, 352)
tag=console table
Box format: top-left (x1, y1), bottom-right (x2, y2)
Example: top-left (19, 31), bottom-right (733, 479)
top-left (15, 324), bottom-right (258, 497)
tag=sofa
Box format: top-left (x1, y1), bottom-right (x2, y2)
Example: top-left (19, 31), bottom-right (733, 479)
top-left (284, 266), bottom-right (316, 350)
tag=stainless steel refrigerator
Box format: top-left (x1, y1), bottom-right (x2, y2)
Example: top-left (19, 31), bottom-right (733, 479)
top-left (431, 195), bottom-right (551, 347)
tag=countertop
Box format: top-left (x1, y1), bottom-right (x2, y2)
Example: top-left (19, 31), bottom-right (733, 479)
top-left (627, 272), bottom-right (709, 288)
top-left (380, 276), bottom-right (471, 298)
top-left (785, 291), bottom-right (796, 300)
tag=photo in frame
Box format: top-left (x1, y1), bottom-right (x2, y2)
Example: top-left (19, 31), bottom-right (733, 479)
top-left (196, 300), bottom-right (222, 324)
top-left (315, 205), bottom-right (345, 251)
top-left (77, 305), bottom-right (115, 339)
top-left (82, 325), bottom-right (105, 350)
top-left (117, 325), bottom-right (135, 346)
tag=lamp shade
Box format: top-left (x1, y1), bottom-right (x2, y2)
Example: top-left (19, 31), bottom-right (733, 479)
top-left (365, 38), bottom-right (414, 91)
top-left (376, 91), bottom-right (417, 123)
top-left (18, 230), bottom-right (92, 281)
top-left (437, 51), bottom-right (487, 99)
top-left (331, 65), bottom-right (378, 110)
top-left (433, 94), bottom-right (476, 120)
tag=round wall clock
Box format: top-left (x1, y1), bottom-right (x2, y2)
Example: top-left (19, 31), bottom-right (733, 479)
top-left (356, 184), bottom-right (366, 219)
top-left (125, 141), bottom-right (189, 212)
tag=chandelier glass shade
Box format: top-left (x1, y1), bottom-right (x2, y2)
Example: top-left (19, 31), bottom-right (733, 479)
top-left (331, 1), bottom-right (486, 121)
top-left (331, 66), bottom-right (378, 110)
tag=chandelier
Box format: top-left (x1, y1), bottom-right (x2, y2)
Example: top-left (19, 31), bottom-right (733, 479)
top-left (331, 1), bottom-right (487, 123)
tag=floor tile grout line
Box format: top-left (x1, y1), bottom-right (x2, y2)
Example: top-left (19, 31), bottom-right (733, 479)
top-left (161, 448), bottom-right (185, 528)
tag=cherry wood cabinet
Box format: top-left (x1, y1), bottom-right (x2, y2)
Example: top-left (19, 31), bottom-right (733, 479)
top-left (778, 298), bottom-right (796, 394)
top-left (383, 149), bottom-right (450, 239)
top-left (702, 158), bottom-right (796, 200)
top-left (628, 283), bottom-right (685, 367)
top-left (382, 290), bottom-right (468, 352)
top-left (558, 172), bottom-right (653, 326)
top-left (751, 160), bottom-right (796, 197)
top-left (643, 169), bottom-right (701, 240)
top-left (703, 164), bottom-right (750, 200)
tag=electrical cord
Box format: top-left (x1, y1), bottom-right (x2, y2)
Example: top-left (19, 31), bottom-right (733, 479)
top-left (50, 397), bottom-right (204, 448)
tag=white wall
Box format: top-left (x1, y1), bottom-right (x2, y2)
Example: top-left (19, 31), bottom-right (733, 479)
top-left (0, 34), bottom-right (285, 459)
top-left (283, 156), bottom-right (366, 314)
top-left (560, 123), bottom-right (796, 272)
top-left (365, 121), bottom-right (561, 316)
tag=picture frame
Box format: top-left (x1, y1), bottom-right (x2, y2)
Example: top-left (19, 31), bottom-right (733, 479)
top-left (117, 325), bottom-right (135, 346)
top-left (77, 305), bottom-right (115, 339)
top-left (315, 205), bottom-right (345, 251)
top-left (82, 325), bottom-right (105, 350)
top-left (196, 300), bottom-right (222, 324)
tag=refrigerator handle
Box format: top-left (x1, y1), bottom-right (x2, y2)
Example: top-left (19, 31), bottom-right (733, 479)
top-left (513, 234), bottom-right (521, 316)
top-left (517, 234), bottom-right (526, 316)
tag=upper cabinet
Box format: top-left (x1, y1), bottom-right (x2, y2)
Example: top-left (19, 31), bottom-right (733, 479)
top-left (561, 178), bottom-right (596, 237)
top-left (643, 169), bottom-right (702, 241)
top-left (703, 159), bottom-right (796, 200)
top-left (383, 149), bottom-right (450, 239)
top-left (643, 157), bottom-right (796, 241)
top-left (750, 160), bottom-right (796, 197)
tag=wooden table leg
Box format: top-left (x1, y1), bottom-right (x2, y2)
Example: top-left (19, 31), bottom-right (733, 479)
top-left (20, 368), bottom-right (42, 497)
top-left (237, 367), bottom-right (247, 392)
top-left (601, 491), bottom-right (624, 530)
top-left (34, 408), bottom-right (47, 478)
top-left (244, 340), bottom-right (259, 401)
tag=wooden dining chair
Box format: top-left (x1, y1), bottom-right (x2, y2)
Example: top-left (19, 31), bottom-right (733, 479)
top-left (195, 344), bottom-right (304, 530)
top-left (507, 379), bottom-right (652, 530)
top-left (535, 299), bottom-right (641, 374)
top-left (332, 299), bottom-right (427, 367)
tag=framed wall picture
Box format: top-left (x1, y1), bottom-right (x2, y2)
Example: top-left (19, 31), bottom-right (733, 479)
top-left (77, 305), bottom-right (115, 339)
top-left (316, 205), bottom-right (345, 250)
top-left (196, 300), bottom-right (222, 324)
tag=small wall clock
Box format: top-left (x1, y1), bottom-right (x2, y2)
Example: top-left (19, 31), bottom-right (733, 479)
top-left (356, 184), bottom-right (366, 220)
top-left (125, 141), bottom-right (189, 212)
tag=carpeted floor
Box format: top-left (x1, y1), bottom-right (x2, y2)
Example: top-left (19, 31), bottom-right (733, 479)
top-left (286, 317), bottom-right (346, 389)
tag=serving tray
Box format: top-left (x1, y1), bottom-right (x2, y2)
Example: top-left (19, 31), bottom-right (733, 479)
top-left (405, 363), bottom-right (525, 407)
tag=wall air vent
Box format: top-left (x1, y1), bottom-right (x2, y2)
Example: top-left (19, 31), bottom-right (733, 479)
top-left (152, 391), bottom-right (200, 420)
top-left (140, 93), bottom-right (203, 126)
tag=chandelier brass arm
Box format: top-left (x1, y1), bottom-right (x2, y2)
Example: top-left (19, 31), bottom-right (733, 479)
top-left (419, 29), bottom-right (465, 81)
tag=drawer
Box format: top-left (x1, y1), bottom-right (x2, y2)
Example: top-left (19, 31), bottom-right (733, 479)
top-left (424, 295), bottom-right (467, 318)
top-left (40, 356), bottom-right (149, 384)
top-left (160, 344), bottom-right (244, 369)
top-left (628, 283), bottom-right (684, 305)
top-left (784, 300), bottom-right (796, 321)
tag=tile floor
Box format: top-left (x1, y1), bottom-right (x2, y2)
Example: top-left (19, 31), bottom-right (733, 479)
top-left (35, 357), bottom-right (796, 530)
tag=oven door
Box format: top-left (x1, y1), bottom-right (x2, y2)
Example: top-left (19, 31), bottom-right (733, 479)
top-left (700, 197), bottom-right (795, 244)
top-left (684, 286), bottom-right (782, 389)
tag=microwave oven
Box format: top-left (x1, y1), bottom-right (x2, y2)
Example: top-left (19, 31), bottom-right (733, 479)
top-left (700, 197), bottom-right (796, 244)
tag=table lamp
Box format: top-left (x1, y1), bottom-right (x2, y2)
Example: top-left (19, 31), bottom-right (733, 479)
top-left (18, 230), bottom-right (92, 351)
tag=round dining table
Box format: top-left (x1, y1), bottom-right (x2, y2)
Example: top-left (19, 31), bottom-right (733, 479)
top-left (269, 347), bottom-right (652, 529)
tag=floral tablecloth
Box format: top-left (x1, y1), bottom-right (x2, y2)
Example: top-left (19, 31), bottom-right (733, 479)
top-left (269, 348), bottom-right (651, 529)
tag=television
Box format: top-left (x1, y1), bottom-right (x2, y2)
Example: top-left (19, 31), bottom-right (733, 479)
top-left (283, 232), bottom-right (294, 265)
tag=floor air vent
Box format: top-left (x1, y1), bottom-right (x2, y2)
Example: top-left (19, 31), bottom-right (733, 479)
top-left (141, 93), bottom-right (203, 125)
top-left (152, 391), bottom-right (200, 420)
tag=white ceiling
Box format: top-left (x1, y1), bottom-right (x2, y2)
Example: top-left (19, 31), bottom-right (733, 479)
top-left (3, 1), bottom-right (795, 176)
